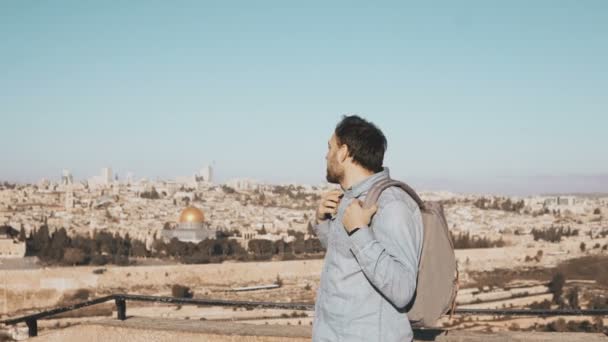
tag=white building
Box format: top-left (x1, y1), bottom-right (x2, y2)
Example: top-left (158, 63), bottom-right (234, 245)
top-left (226, 178), bottom-right (260, 191)
top-left (38, 178), bottom-right (50, 189)
top-left (161, 207), bottom-right (216, 243)
top-left (198, 165), bottom-right (214, 183)
top-left (126, 172), bottom-right (134, 185)
top-left (543, 196), bottom-right (577, 207)
top-left (64, 190), bottom-right (74, 211)
top-left (102, 167), bottom-right (113, 184)
top-left (61, 169), bottom-right (73, 186)
top-left (88, 167), bottom-right (114, 188)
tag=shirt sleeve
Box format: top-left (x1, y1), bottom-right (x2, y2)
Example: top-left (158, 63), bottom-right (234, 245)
top-left (348, 200), bottom-right (423, 309)
top-left (312, 219), bottom-right (330, 250)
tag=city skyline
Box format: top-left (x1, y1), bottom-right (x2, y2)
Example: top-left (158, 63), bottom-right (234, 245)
top-left (4, 165), bottom-right (608, 197)
top-left (1, 1), bottom-right (607, 195)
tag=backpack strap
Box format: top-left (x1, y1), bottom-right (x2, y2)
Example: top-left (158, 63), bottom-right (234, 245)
top-left (362, 178), bottom-right (425, 211)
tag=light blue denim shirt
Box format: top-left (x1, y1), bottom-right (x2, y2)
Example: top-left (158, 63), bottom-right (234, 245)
top-left (312, 168), bottom-right (424, 342)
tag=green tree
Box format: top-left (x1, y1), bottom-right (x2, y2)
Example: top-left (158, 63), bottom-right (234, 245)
top-left (549, 273), bottom-right (566, 306)
top-left (63, 248), bottom-right (86, 265)
top-left (248, 239), bottom-right (274, 260)
top-left (48, 228), bottom-right (70, 261)
top-left (567, 287), bottom-right (580, 310)
top-left (33, 225), bottom-right (51, 254)
top-left (18, 226), bottom-right (26, 242)
top-left (130, 240), bottom-right (149, 258)
top-left (172, 284), bottom-right (194, 298)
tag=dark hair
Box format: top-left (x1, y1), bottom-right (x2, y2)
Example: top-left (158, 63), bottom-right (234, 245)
top-left (334, 115), bottom-right (387, 172)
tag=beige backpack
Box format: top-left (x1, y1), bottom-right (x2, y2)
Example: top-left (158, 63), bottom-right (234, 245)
top-left (363, 178), bottom-right (459, 327)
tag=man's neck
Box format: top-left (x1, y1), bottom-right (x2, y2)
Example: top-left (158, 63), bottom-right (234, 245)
top-left (340, 167), bottom-right (375, 191)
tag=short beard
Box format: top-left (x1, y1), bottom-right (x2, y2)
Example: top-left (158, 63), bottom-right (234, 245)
top-left (326, 166), bottom-right (342, 184)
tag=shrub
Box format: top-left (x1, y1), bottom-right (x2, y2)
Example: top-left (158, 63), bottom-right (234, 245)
top-left (450, 231), bottom-right (506, 249)
top-left (546, 318), bottom-right (567, 332)
top-left (92, 268), bottom-right (106, 275)
top-left (58, 288), bottom-right (92, 305)
top-left (556, 255), bottom-right (608, 286)
top-left (275, 274), bottom-right (284, 287)
top-left (171, 284), bottom-right (194, 299)
top-left (566, 287), bottom-right (579, 309)
top-left (589, 295), bottom-right (608, 310)
top-left (531, 226), bottom-right (578, 243)
top-left (508, 323), bottom-right (520, 331)
top-left (63, 248), bottom-right (86, 265)
top-left (529, 299), bottom-right (551, 310)
top-left (0, 331), bottom-right (14, 342)
top-left (548, 273), bottom-right (565, 304)
top-left (544, 318), bottom-right (602, 333)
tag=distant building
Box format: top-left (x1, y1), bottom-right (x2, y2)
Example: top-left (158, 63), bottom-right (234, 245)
top-left (544, 196), bottom-right (577, 207)
top-left (94, 195), bottom-right (116, 209)
top-left (226, 178), bottom-right (259, 191)
top-left (102, 167), bottom-right (113, 185)
top-left (197, 165), bottom-right (214, 183)
top-left (88, 167), bottom-right (114, 188)
top-left (161, 206), bottom-right (216, 243)
top-left (38, 178), bottom-right (50, 189)
top-left (175, 176), bottom-right (197, 188)
top-left (126, 172), bottom-right (134, 185)
top-left (61, 169), bottom-right (73, 186)
top-left (64, 190), bottom-right (74, 211)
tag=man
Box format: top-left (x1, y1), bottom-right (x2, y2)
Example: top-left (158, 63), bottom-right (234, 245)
top-left (312, 115), bottom-right (424, 342)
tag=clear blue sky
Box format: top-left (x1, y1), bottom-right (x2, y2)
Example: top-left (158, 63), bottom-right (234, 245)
top-left (1, 1), bottom-right (607, 195)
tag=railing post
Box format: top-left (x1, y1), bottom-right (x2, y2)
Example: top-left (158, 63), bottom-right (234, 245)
top-left (25, 318), bottom-right (37, 337)
top-left (115, 297), bottom-right (127, 321)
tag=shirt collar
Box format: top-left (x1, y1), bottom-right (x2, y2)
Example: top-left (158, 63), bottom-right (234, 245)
top-left (344, 167), bottom-right (390, 198)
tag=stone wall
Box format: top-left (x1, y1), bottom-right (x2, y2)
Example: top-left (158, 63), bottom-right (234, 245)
top-left (0, 239), bottom-right (25, 259)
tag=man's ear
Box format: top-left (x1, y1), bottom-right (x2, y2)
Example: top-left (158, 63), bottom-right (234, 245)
top-left (337, 144), bottom-right (349, 163)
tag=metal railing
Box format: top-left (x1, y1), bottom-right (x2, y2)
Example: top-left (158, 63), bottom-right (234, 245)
top-left (1, 294), bottom-right (607, 337)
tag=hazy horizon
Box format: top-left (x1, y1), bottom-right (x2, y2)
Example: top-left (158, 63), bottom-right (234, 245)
top-left (3, 168), bottom-right (608, 197)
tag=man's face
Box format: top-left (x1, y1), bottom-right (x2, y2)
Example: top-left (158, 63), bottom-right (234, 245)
top-left (325, 134), bottom-right (344, 184)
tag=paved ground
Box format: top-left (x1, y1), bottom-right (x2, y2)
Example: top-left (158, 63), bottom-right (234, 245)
top-left (0, 257), bottom-right (39, 270)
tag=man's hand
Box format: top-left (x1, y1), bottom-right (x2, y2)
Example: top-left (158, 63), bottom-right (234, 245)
top-left (343, 199), bottom-right (378, 233)
top-left (315, 190), bottom-right (343, 224)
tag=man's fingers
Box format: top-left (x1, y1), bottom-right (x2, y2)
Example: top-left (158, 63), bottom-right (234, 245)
top-left (366, 204), bottom-right (378, 216)
top-left (350, 199), bottom-right (363, 209)
top-left (323, 190), bottom-right (343, 201)
top-left (323, 190), bottom-right (342, 197)
top-left (325, 194), bottom-right (342, 204)
top-left (323, 200), bottom-right (338, 209)
top-left (319, 206), bottom-right (337, 216)
top-left (316, 191), bottom-right (342, 222)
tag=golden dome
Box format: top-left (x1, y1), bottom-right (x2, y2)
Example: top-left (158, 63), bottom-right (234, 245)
top-left (179, 206), bottom-right (205, 224)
